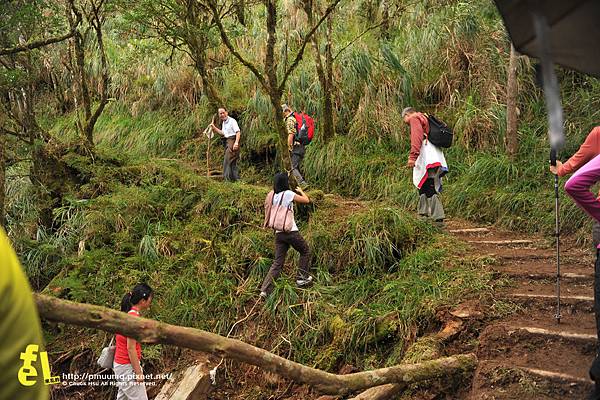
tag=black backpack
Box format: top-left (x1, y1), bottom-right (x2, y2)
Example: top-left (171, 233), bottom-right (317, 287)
top-left (426, 114), bottom-right (453, 148)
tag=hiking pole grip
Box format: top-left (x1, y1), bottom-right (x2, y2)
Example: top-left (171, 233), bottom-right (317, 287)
top-left (550, 148), bottom-right (557, 167)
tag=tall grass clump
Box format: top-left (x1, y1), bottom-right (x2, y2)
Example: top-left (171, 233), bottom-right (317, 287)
top-left (35, 158), bottom-right (491, 374)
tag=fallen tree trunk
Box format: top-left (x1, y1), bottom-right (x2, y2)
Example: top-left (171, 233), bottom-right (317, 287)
top-left (349, 384), bottom-right (402, 400)
top-left (350, 312), bottom-right (470, 399)
top-left (35, 294), bottom-right (477, 396)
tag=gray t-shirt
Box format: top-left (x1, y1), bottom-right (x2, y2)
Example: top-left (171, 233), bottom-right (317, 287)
top-left (272, 190), bottom-right (298, 232)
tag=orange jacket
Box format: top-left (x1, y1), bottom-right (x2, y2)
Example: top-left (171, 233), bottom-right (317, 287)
top-left (558, 126), bottom-right (600, 176)
top-left (408, 113), bottom-right (430, 163)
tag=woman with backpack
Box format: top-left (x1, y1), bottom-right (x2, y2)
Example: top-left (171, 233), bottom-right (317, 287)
top-left (113, 283), bottom-right (153, 400)
top-left (261, 172), bottom-right (313, 298)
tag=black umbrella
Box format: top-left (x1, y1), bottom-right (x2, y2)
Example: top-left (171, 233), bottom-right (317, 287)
top-left (494, 0), bottom-right (600, 325)
top-left (495, 0), bottom-right (600, 150)
top-left (495, 1), bottom-right (600, 79)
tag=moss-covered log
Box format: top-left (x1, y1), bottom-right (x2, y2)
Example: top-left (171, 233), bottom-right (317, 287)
top-left (35, 294), bottom-right (477, 396)
top-left (350, 317), bottom-right (467, 399)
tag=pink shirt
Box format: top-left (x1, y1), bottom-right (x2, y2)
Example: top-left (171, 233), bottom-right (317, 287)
top-left (564, 154), bottom-right (600, 248)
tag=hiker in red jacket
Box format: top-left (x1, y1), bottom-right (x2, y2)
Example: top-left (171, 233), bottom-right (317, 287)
top-left (402, 107), bottom-right (448, 227)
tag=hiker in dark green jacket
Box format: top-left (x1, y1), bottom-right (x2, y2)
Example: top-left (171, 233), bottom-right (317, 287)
top-left (282, 104), bottom-right (308, 188)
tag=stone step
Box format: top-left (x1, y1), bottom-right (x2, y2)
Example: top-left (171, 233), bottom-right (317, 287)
top-left (476, 325), bottom-right (595, 381)
top-left (506, 279), bottom-right (592, 302)
top-left (507, 326), bottom-right (596, 343)
top-left (469, 360), bottom-right (594, 400)
top-left (490, 253), bottom-right (594, 280)
top-left (468, 239), bottom-right (537, 245)
top-left (500, 310), bottom-right (597, 338)
top-left (502, 271), bottom-right (592, 283)
top-left (508, 293), bottom-right (593, 302)
top-left (449, 227), bottom-right (491, 234)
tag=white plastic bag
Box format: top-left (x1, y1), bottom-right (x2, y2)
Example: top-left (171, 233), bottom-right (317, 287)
top-left (97, 336), bottom-right (115, 369)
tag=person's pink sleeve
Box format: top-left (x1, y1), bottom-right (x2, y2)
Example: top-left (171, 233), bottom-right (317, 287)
top-left (564, 153), bottom-right (600, 223)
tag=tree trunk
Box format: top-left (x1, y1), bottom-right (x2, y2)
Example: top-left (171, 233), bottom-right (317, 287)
top-left (305, 1), bottom-right (335, 142)
top-left (35, 294), bottom-right (478, 396)
top-left (506, 44), bottom-right (518, 158)
top-left (83, 1), bottom-right (110, 148)
top-left (269, 93), bottom-right (295, 182)
top-left (322, 13), bottom-right (335, 141)
top-left (18, 82), bottom-right (54, 230)
top-left (184, 1), bottom-right (223, 113)
top-left (235, 0), bottom-right (246, 25)
top-left (67, 0), bottom-right (108, 149)
top-left (379, 0), bottom-right (390, 39)
top-left (350, 315), bottom-right (467, 399)
top-left (192, 45), bottom-right (223, 111)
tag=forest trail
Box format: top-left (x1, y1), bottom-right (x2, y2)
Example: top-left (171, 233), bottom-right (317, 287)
top-left (445, 219), bottom-right (596, 400)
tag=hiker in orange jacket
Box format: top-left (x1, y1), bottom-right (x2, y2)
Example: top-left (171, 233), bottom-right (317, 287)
top-left (550, 126), bottom-right (600, 245)
top-left (402, 107), bottom-right (448, 227)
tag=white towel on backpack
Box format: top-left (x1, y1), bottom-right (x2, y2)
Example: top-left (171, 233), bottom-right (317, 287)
top-left (412, 140), bottom-right (449, 191)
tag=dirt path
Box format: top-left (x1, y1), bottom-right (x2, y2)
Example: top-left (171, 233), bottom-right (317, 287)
top-left (446, 220), bottom-right (597, 400)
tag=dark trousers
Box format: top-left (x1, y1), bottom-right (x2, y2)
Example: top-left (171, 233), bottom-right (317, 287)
top-left (419, 178), bottom-right (437, 198)
top-left (591, 250), bottom-right (600, 382)
top-left (291, 143), bottom-right (306, 184)
top-left (223, 138), bottom-right (240, 182)
top-left (260, 231), bottom-right (311, 294)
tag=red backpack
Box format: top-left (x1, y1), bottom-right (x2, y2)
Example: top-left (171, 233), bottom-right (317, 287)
top-left (292, 112), bottom-right (315, 145)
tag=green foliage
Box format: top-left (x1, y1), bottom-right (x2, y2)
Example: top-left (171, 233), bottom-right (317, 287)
top-left (303, 136), bottom-right (590, 235)
top-left (8, 0), bottom-right (600, 393)
top-left (19, 155), bottom-right (490, 373)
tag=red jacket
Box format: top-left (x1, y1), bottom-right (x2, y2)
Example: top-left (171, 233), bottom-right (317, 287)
top-left (408, 113), bottom-right (429, 163)
top-left (558, 126), bottom-right (600, 176)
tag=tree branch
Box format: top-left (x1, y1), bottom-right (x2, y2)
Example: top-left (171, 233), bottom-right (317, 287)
top-left (332, 21), bottom-right (385, 62)
top-left (278, 0), bottom-right (342, 93)
top-left (207, 0), bottom-right (268, 91)
top-left (35, 294), bottom-right (477, 396)
top-left (0, 31), bottom-right (77, 56)
top-left (1, 127), bottom-right (26, 139)
top-left (1, 126), bottom-right (32, 144)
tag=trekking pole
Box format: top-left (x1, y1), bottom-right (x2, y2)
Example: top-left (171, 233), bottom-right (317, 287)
top-left (203, 124), bottom-right (212, 177)
top-left (533, 11), bottom-right (564, 324)
top-left (550, 148), bottom-right (561, 324)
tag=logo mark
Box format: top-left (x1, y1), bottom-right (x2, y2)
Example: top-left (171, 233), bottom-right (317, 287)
top-left (18, 344), bottom-right (60, 386)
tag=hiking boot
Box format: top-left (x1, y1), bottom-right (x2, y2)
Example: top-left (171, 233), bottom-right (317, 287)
top-left (296, 275), bottom-right (314, 287)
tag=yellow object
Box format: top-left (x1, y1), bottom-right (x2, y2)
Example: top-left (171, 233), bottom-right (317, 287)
top-left (0, 228), bottom-right (49, 400)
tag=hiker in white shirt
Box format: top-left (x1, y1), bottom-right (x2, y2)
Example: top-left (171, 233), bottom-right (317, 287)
top-left (211, 107), bottom-right (241, 181)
